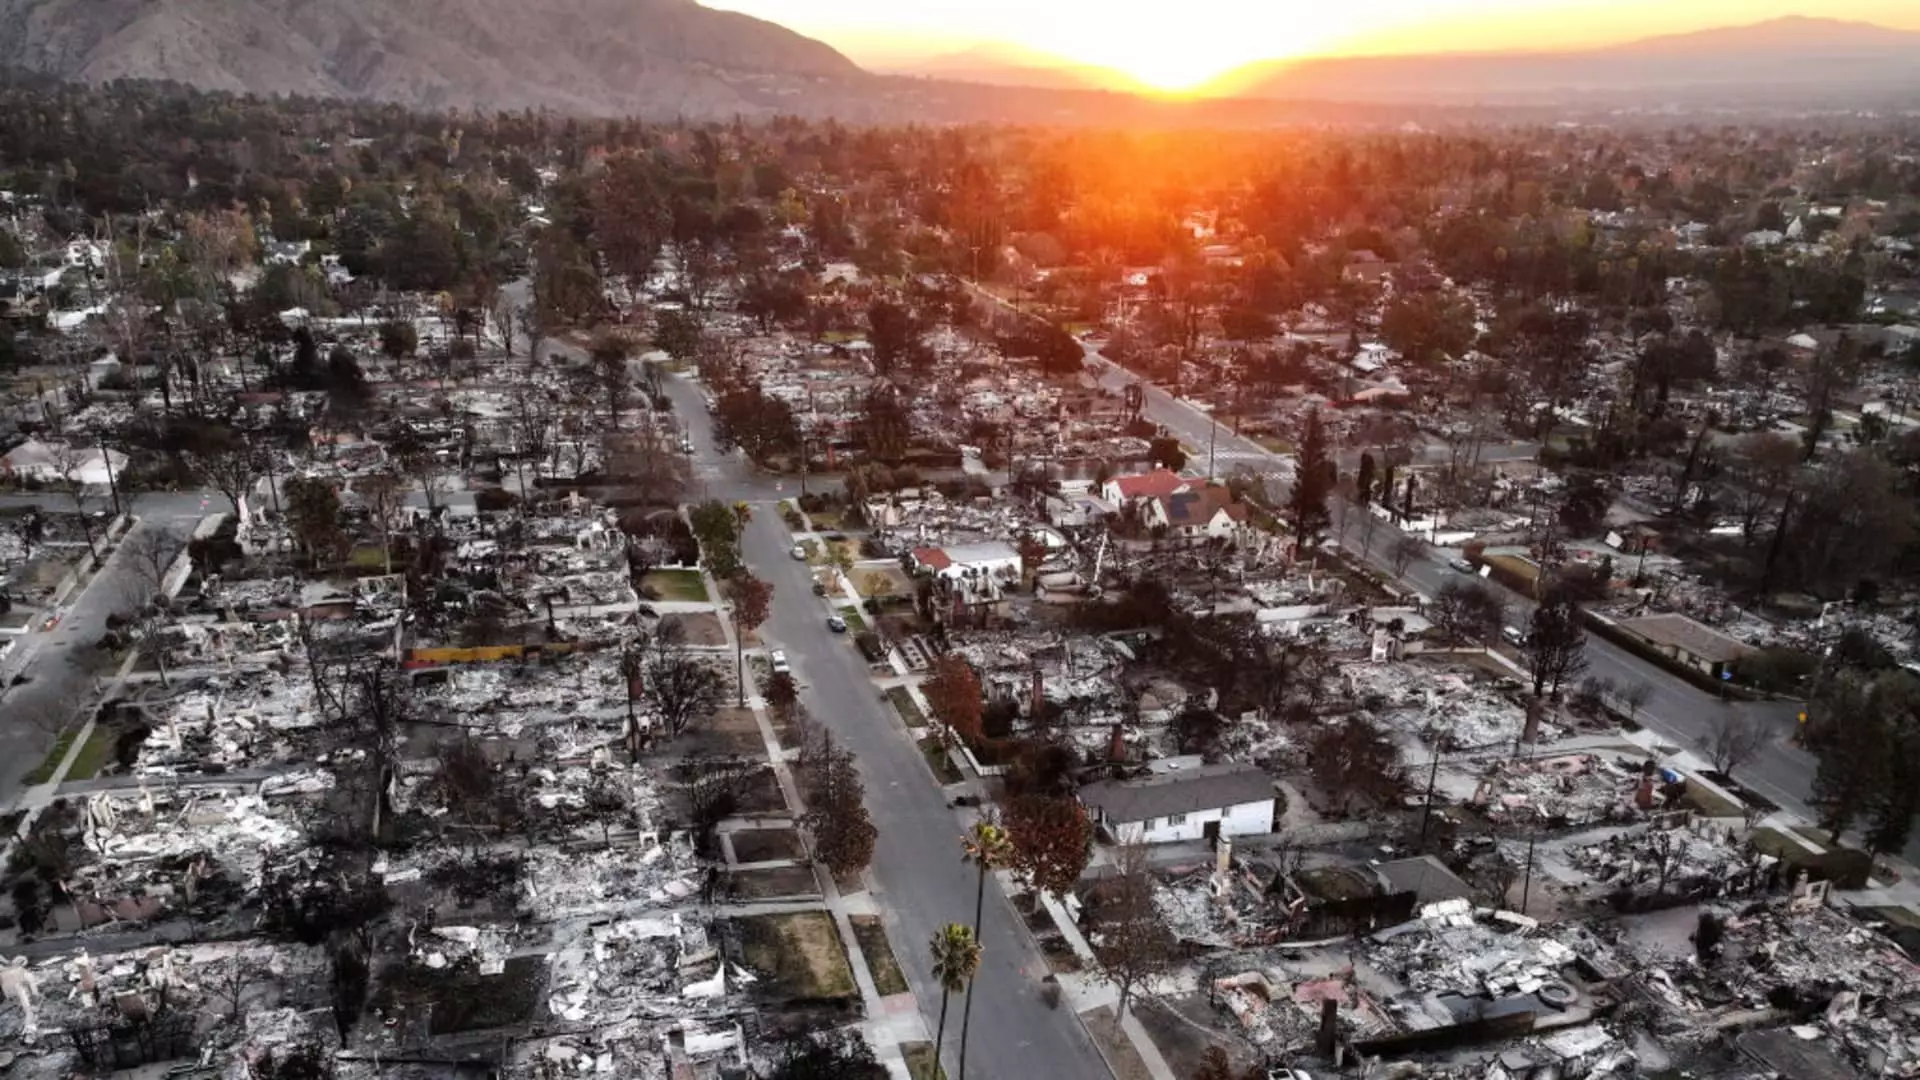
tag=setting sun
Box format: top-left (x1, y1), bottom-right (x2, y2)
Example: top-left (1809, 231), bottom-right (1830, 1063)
top-left (700, 0), bottom-right (1920, 92)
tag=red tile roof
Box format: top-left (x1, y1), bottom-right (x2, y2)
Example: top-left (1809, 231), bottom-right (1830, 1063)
top-left (911, 547), bottom-right (953, 571)
top-left (1111, 468), bottom-right (1189, 501)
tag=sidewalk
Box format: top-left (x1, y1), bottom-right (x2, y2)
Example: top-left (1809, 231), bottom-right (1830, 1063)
top-left (696, 557), bottom-right (933, 1079)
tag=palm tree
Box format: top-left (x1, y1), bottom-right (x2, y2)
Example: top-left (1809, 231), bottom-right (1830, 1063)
top-left (929, 923), bottom-right (980, 1077)
top-left (957, 820), bottom-right (1012, 1079)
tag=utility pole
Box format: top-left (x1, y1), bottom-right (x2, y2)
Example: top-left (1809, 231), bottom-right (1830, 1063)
top-left (1208, 410), bottom-right (1218, 482)
top-left (1520, 826), bottom-right (1539, 914)
top-left (1417, 742), bottom-right (1443, 850)
top-left (98, 433), bottom-right (122, 518)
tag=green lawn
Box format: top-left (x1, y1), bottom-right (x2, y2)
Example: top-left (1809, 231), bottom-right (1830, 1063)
top-left (1254, 436), bottom-right (1295, 455)
top-left (837, 607), bottom-right (869, 634)
top-left (888, 687), bottom-right (926, 728)
top-left (66, 726), bottom-right (118, 781)
top-left (642, 569), bottom-right (709, 603)
top-left (23, 727), bottom-right (80, 785)
top-left (349, 545), bottom-right (388, 570)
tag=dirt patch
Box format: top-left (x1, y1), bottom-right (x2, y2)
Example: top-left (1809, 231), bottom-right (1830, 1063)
top-left (643, 569), bottom-right (708, 602)
top-left (849, 914), bottom-right (910, 996)
top-left (1040, 936), bottom-right (1083, 973)
top-left (662, 611), bottom-right (727, 647)
top-left (919, 737), bottom-right (962, 785)
top-left (735, 767), bottom-right (790, 815)
top-left (887, 686), bottom-right (926, 727)
top-left (679, 707), bottom-right (771, 758)
top-left (856, 566), bottom-right (913, 599)
top-left (1136, 995), bottom-right (1255, 1080)
top-left (727, 864), bottom-right (821, 901)
top-left (733, 911), bottom-right (858, 1002)
top-left (901, 1041), bottom-right (945, 1080)
top-left (1082, 1005), bottom-right (1155, 1080)
top-left (730, 828), bottom-right (805, 864)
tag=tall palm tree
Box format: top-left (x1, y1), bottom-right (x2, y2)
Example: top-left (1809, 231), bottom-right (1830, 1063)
top-left (929, 923), bottom-right (980, 1077)
top-left (957, 820), bottom-right (1012, 1079)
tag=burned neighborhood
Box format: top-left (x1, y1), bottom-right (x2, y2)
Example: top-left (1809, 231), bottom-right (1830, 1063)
top-left (2, 45), bottom-right (1920, 1080)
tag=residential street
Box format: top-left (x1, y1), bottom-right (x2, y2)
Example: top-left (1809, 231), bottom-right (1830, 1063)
top-left (0, 494), bottom-right (207, 806)
top-left (1065, 344), bottom-right (1890, 858)
top-left (540, 324), bottom-right (1118, 1079)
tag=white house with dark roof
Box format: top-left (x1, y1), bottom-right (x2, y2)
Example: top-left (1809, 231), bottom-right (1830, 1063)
top-left (1079, 761), bottom-right (1276, 845)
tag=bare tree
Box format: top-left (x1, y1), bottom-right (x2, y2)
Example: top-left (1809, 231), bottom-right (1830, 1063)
top-left (184, 424), bottom-right (256, 519)
top-left (1522, 598), bottom-right (1588, 699)
top-left (356, 471), bottom-right (407, 575)
top-left (1620, 682), bottom-right (1653, 725)
top-left (1707, 707), bottom-right (1770, 776)
top-left (117, 579), bottom-right (173, 687)
top-left (210, 953), bottom-right (263, 1020)
top-left (1390, 534), bottom-right (1425, 576)
top-left (1432, 579), bottom-right (1506, 645)
top-left (1088, 841), bottom-right (1174, 1019)
top-left (45, 440), bottom-right (98, 560)
top-left (649, 641), bottom-right (726, 740)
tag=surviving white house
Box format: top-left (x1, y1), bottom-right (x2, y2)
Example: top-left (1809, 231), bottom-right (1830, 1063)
top-left (1078, 761), bottom-right (1277, 844)
top-left (1139, 487), bottom-right (1250, 542)
top-left (1100, 466), bottom-right (1191, 507)
top-left (908, 540), bottom-right (1022, 583)
top-left (0, 437), bottom-right (128, 487)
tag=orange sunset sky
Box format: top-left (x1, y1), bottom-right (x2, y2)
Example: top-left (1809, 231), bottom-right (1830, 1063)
top-left (700, 0), bottom-right (1920, 91)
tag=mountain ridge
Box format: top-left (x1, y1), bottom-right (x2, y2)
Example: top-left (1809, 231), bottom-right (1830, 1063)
top-left (0, 0), bottom-right (864, 117)
top-left (1208, 15), bottom-right (1920, 104)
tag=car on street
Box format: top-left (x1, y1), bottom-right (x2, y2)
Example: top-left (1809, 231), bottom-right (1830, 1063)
top-left (770, 650), bottom-right (790, 674)
top-left (790, 544), bottom-right (808, 560)
top-left (1502, 625), bottom-right (1526, 646)
top-left (826, 615), bottom-right (848, 633)
top-left (1448, 557), bottom-right (1476, 574)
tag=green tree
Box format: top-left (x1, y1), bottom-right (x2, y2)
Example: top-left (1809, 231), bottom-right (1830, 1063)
top-left (653, 308), bottom-right (705, 362)
top-left (284, 476), bottom-right (347, 568)
top-left (929, 923), bottom-right (981, 1078)
top-left (1287, 408), bottom-right (1333, 556)
top-left (589, 331), bottom-right (633, 424)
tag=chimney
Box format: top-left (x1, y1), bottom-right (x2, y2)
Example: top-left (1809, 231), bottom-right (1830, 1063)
top-left (1031, 667), bottom-right (1044, 716)
top-left (1108, 723), bottom-right (1127, 765)
top-left (1316, 998), bottom-right (1338, 1057)
top-left (1522, 698), bottom-right (1542, 746)
top-left (1215, 836), bottom-right (1234, 876)
top-left (1634, 774), bottom-right (1657, 810)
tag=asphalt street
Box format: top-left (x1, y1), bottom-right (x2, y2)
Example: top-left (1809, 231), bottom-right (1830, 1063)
top-left (0, 492), bottom-right (208, 805)
top-left (528, 314), bottom-right (1116, 1078)
top-left (657, 376), bottom-right (1112, 1080)
top-left (1062, 344), bottom-right (1909, 859)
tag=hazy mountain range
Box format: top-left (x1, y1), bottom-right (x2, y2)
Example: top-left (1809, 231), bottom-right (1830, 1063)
top-left (0, 0), bottom-right (862, 117)
top-left (875, 41), bottom-right (1144, 94)
top-left (0, 2), bottom-right (1915, 120)
top-left (1210, 16), bottom-right (1920, 105)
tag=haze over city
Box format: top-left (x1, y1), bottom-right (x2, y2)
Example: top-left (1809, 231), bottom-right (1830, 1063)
top-left (705, 0), bottom-right (1920, 90)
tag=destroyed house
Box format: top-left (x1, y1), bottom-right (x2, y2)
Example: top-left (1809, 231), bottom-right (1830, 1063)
top-left (1079, 762), bottom-right (1276, 844)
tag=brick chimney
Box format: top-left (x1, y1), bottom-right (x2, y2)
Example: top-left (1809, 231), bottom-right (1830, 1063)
top-left (1316, 998), bottom-right (1338, 1057)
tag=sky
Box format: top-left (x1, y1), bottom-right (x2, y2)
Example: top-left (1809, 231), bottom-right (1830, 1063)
top-left (700, 1), bottom-right (1920, 90)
